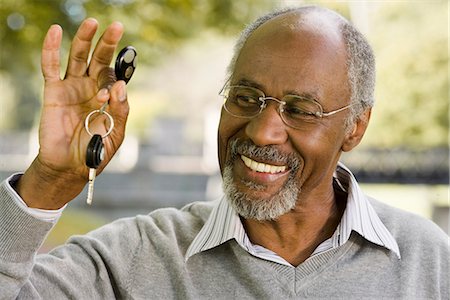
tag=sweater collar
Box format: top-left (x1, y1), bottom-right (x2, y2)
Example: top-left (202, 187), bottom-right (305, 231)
top-left (185, 162), bottom-right (401, 262)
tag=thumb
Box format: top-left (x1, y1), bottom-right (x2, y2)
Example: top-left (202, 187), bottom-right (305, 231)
top-left (108, 80), bottom-right (130, 133)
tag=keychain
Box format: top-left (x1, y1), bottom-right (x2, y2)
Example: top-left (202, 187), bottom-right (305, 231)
top-left (84, 46), bottom-right (137, 205)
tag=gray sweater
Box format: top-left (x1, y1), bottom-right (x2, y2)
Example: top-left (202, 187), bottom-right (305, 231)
top-left (0, 181), bottom-right (448, 299)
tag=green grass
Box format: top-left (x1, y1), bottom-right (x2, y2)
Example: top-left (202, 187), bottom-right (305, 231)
top-left (361, 184), bottom-right (448, 218)
top-left (40, 208), bottom-right (109, 253)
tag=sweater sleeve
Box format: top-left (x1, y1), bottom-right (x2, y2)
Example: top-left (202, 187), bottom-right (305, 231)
top-left (4, 173), bottom-right (65, 222)
top-left (0, 179), bottom-right (55, 299)
top-left (0, 179), bottom-right (142, 299)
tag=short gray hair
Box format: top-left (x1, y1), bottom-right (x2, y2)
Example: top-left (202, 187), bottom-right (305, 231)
top-left (226, 6), bottom-right (376, 125)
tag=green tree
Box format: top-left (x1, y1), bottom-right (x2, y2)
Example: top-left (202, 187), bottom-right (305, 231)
top-left (0, 0), bottom-right (275, 129)
top-left (364, 1), bottom-right (448, 148)
top-left (2, 1), bottom-right (448, 149)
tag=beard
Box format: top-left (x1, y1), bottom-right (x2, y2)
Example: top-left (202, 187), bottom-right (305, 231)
top-left (222, 139), bottom-right (301, 221)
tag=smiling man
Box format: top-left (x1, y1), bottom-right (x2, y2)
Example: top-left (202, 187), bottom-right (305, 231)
top-left (218, 7), bottom-right (378, 266)
top-left (0, 5), bottom-right (448, 299)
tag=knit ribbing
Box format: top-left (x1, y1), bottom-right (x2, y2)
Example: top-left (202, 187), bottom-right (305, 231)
top-left (0, 181), bottom-right (53, 262)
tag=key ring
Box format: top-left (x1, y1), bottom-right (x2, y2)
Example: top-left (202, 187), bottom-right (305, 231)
top-left (84, 109), bottom-right (115, 138)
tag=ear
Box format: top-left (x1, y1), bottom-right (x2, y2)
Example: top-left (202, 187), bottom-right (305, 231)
top-left (341, 108), bottom-right (371, 152)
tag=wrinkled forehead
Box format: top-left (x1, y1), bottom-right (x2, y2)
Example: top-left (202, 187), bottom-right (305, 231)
top-left (236, 11), bottom-right (348, 82)
top-left (231, 9), bottom-right (350, 105)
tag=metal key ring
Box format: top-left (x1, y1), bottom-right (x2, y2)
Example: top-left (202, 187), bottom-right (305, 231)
top-left (84, 109), bottom-right (115, 138)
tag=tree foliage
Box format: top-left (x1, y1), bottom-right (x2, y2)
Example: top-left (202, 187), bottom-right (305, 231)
top-left (364, 1), bottom-right (448, 148)
top-left (1, 1), bottom-right (448, 148)
top-left (308, 1), bottom-right (448, 148)
top-left (0, 0), bottom-right (275, 128)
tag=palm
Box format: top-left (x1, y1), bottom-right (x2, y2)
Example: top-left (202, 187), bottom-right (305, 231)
top-left (39, 77), bottom-right (98, 174)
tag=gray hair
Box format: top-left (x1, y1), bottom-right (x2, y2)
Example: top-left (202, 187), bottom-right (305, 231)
top-left (226, 6), bottom-right (375, 125)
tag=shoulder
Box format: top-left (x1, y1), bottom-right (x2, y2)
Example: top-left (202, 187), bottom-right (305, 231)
top-left (367, 196), bottom-right (449, 297)
top-left (368, 197), bottom-right (449, 254)
top-left (136, 200), bottom-right (216, 241)
top-left (94, 200), bottom-right (215, 241)
top-left (71, 200), bottom-right (216, 255)
top-left (142, 199), bottom-right (216, 232)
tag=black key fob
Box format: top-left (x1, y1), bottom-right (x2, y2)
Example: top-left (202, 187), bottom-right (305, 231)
top-left (86, 134), bottom-right (105, 169)
top-left (115, 46), bottom-right (137, 84)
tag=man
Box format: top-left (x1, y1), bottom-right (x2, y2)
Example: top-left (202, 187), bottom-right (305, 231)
top-left (1, 5), bottom-right (448, 299)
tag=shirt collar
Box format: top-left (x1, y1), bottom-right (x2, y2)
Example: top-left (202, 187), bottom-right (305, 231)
top-left (185, 162), bottom-right (401, 262)
top-left (185, 195), bottom-right (244, 261)
top-left (334, 162), bottom-right (401, 258)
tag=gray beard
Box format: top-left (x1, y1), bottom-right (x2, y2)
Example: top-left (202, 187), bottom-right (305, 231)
top-left (222, 139), bottom-right (301, 221)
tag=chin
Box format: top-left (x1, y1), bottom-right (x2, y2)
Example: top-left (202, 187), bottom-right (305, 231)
top-left (222, 163), bottom-right (300, 221)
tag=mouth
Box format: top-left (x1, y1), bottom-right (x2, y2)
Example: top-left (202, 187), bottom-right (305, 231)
top-left (240, 155), bottom-right (287, 174)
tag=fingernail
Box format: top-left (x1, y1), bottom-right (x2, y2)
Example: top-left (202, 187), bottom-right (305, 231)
top-left (98, 88), bottom-right (108, 97)
top-left (118, 81), bottom-right (127, 102)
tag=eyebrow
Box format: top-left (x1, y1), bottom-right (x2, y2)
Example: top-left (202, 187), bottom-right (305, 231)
top-left (234, 78), bottom-right (322, 102)
top-left (286, 90), bottom-right (321, 103)
top-left (234, 79), bottom-right (263, 90)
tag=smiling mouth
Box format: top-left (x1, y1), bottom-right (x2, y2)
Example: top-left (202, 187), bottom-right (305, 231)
top-left (240, 155), bottom-right (287, 174)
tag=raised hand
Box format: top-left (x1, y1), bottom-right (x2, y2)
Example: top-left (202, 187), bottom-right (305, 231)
top-left (16, 19), bottom-right (130, 209)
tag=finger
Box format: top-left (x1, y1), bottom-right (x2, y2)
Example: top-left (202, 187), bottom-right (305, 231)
top-left (87, 22), bottom-right (124, 79)
top-left (96, 88), bottom-right (110, 105)
top-left (97, 67), bottom-right (117, 90)
top-left (41, 24), bottom-right (63, 83)
top-left (65, 18), bottom-right (99, 78)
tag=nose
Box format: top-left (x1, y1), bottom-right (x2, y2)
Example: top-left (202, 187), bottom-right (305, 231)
top-left (245, 101), bottom-right (288, 146)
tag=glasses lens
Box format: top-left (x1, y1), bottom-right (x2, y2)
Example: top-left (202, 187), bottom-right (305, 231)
top-left (281, 96), bottom-right (322, 126)
top-left (224, 86), bottom-right (263, 117)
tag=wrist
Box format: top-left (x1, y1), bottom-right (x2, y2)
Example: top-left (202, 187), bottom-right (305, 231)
top-left (16, 157), bottom-right (86, 209)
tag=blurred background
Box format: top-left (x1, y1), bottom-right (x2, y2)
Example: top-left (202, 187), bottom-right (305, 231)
top-left (0, 0), bottom-right (448, 251)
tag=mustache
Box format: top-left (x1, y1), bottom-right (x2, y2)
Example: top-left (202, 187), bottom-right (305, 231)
top-left (229, 138), bottom-right (301, 171)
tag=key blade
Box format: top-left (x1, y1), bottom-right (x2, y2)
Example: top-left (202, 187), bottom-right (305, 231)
top-left (87, 168), bottom-right (97, 205)
top-left (87, 184), bottom-right (94, 205)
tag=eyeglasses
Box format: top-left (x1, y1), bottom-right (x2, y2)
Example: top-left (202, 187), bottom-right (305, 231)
top-left (220, 85), bottom-right (353, 129)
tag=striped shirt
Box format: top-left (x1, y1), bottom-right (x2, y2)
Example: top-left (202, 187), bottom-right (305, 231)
top-left (185, 162), bottom-right (401, 266)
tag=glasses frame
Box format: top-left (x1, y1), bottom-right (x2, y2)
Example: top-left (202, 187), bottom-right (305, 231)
top-left (220, 85), bottom-right (353, 129)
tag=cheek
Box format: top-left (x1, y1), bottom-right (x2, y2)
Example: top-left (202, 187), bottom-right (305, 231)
top-left (217, 131), bottom-right (227, 172)
top-left (291, 125), bottom-right (345, 175)
top-left (300, 130), bottom-right (339, 153)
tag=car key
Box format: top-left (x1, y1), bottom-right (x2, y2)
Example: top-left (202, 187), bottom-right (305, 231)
top-left (84, 109), bottom-right (114, 205)
top-left (84, 46), bottom-right (136, 205)
top-left (85, 134), bottom-right (104, 205)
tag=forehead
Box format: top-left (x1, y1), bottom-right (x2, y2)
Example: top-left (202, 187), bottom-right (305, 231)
top-left (233, 11), bottom-right (349, 101)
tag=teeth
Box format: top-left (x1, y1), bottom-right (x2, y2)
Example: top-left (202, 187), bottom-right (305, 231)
top-left (241, 155), bottom-right (286, 174)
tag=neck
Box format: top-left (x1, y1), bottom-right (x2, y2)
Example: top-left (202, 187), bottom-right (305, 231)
top-left (242, 185), bottom-right (346, 266)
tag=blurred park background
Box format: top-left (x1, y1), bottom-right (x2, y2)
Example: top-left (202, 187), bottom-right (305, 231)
top-left (0, 0), bottom-right (448, 251)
